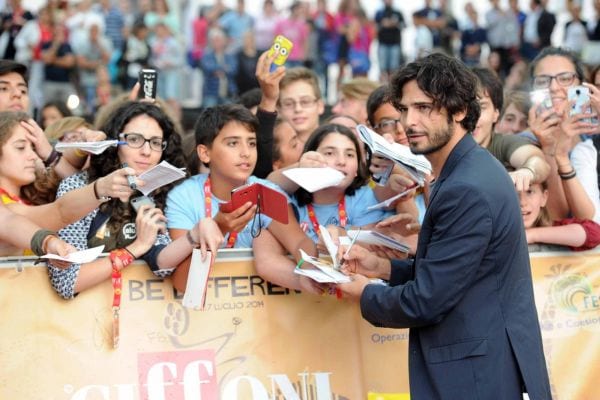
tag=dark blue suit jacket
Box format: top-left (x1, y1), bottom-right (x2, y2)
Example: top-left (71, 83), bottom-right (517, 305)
top-left (361, 134), bottom-right (551, 399)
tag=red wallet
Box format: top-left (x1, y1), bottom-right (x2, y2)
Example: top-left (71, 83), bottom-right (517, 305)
top-left (219, 183), bottom-right (289, 224)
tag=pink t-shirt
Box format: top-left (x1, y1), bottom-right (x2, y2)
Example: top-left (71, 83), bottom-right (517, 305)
top-left (274, 17), bottom-right (310, 62)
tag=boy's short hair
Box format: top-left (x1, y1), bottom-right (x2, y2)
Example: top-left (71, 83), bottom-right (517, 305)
top-left (194, 104), bottom-right (259, 148)
top-left (366, 84), bottom-right (391, 126)
top-left (501, 90), bottom-right (531, 118)
top-left (0, 60), bottom-right (28, 83)
top-left (471, 67), bottom-right (504, 112)
top-left (279, 67), bottom-right (321, 100)
top-left (238, 88), bottom-right (262, 110)
top-left (339, 78), bottom-right (379, 101)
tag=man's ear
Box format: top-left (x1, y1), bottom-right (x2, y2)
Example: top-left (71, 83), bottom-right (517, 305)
top-left (453, 109), bottom-right (467, 124)
top-left (197, 144), bottom-right (210, 164)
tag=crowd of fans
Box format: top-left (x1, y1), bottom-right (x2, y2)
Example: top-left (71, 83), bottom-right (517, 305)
top-left (0, 0), bottom-right (600, 301)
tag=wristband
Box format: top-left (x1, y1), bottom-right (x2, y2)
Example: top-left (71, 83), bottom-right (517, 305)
top-left (44, 149), bottom-right (61, 167)
top-left (93, 179), bottom-right (111, 202)
top-left (30, 229), bottom-right (57, 256)
top-left (74, 148), bottom-right (88, 158)
top-left (186, 230), bottom-right (200, 248)
top-left (109, 248), bottom-right (135, 272)
top-left (559, 169), bottom-right (577, 180)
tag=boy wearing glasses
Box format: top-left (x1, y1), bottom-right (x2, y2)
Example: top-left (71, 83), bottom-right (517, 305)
top-left (278, 67), bottom-right (325, 144)
top-left (166, 104), bottom-right (315, 292)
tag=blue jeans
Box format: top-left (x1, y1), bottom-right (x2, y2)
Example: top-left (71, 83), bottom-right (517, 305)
top-left (378, 44), bottom-right (402, 73)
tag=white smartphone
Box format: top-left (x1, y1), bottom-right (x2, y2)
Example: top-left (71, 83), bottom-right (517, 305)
top-left (130, 195), bottom-right (166, 229)
top-left (568, 85), bottom-right (599, 125)
top-left (530, 89), bottom-right (553, 116)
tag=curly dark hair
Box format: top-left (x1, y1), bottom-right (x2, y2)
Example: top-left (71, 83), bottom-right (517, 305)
top-left (295, 123), bottom-right (369, 206)
top-left (88, 101), bottom-right (186, 225)
top-left (389, 53), bottom-right (481, 133)
top-left (529, 46), bottom-right (585, 84)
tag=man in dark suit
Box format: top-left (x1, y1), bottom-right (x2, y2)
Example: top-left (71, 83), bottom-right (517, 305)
top-left (337, 53), bottom-right (551, 399)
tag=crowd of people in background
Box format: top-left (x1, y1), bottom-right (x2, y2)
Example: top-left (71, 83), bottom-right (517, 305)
top-left (0, 0), bottom-right (599, 301)
top-left (2, 0), bottom-right (598, 123)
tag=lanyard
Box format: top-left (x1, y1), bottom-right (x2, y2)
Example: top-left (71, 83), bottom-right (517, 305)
top-left (108, 248), bottom-right (133, 349)
top-left (0, 188), bottom-right (28, 205)
top-left (306, 196), bottom-right (347, 234)
top-left (204, 177), bottom-right (237, 248)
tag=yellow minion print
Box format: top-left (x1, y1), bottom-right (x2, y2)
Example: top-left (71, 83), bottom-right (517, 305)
top-left (268, 35), bottom-right (293, 66)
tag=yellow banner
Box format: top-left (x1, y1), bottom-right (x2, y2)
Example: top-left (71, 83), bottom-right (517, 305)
top-left (0, 254), bottom-right (409, 399)
top-left (1, 250), bottom-right (599, 399)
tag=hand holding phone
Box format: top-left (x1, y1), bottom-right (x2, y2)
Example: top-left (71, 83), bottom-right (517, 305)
top-left (530, 89), bottom-right (553, 117)
top-left (130, 195), bottom-right (166, 229)
top-left (267, 35), bottom-right (293, 66)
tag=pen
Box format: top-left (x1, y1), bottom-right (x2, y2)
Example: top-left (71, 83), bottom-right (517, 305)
top-left (117, 141), bottom-right (128, 146)
top-left (340, 227), bottom-right (361, 270)
top-left (122, 163), bottom-right (137, 190)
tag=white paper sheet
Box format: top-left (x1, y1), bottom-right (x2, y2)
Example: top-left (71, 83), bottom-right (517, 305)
top-left (282, 167), bottom-right (345, 192)
top-left (41, 245), bottom-right (105, 264)
top-left (182, 250), bottom-right (213, 310)
top-left (366, 186), bottom-right (417, 210)
top-left (137, 160), bottom-right (186, 195)
top-left (346, 230), bottom-right (410, 253)
top-left (55, 140), bottom-right (120, 155)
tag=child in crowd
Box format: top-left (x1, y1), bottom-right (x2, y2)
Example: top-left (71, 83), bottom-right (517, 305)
top-left (166, 104), bottom-right (315, 293)
top-left (255, 124), bottom-right (391, 293)
top-left (272, 117), bottom-right (303, 170)
top-left (277, 67), bottom-right (325, 145)
top-left (495, 90), bottom-right (530, 135)
top-left (520, 181), bottom-right (600, 251)
top-left (332, 77), bottom-right (379, 124)
top-left (0, 111), bottom-right (128, 256)
top-left (48, 101), bottom-right (222, 299)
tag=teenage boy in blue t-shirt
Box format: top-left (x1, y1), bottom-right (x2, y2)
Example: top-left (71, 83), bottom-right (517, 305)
top-left (166, 104), bottom-right (315, 292)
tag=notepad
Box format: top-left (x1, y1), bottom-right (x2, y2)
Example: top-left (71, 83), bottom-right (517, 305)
top-left (357, 124), bottom-right (431, 186)
top-left (55, 140), bottom-right (121, 155)
top-left (282, 167), bottom-right (345, 192)
top-left (41, 245), bottom-right (105, 264)
top-left (294, 224), bottom-right (352, 284)
top-left (137, 161), bottom-right (186, 195)
top-left (182, 250), bottom-right (213, 310)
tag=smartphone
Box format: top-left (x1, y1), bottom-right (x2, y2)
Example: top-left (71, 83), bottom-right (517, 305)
top-left (130, 195), bottom-right (166, 229)
top-left (568, 85), bottom-right (599, 125)
top-left (219, 184), bottom-right (259, 214)
top-left (138, 69), bottom-right (157, 99)
top-left (530, 89), bottom-right (553, 116)
top-left (267, 35), bottom-right (293, 66)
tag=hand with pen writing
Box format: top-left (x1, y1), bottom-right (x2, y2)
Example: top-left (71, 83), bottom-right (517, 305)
top-left (335, 243), bottom-right (391, 300)
top-left (93, 167), bottom-right (145, 203)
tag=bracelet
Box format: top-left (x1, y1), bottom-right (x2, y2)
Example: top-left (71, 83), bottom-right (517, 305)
top-left (43, 149), bottom-right (61, 167)
top-left (559, 169), bottom-right (577, 180)
top-left (93, 180), bottom-right (111, 202)
top-left (186, 230), bottom-right (201, 248)
top-left (109, 248), bottom-right (135, 272)
top-left (124, 246), bottom-right (137, 259)
top-left (30, 229), bottom-right (57, 256)
top-left (74, 148), bottom-right (87, 158)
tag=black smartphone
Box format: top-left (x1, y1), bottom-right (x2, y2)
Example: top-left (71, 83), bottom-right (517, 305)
top-left (138, 69), bottom-right (157, 99)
